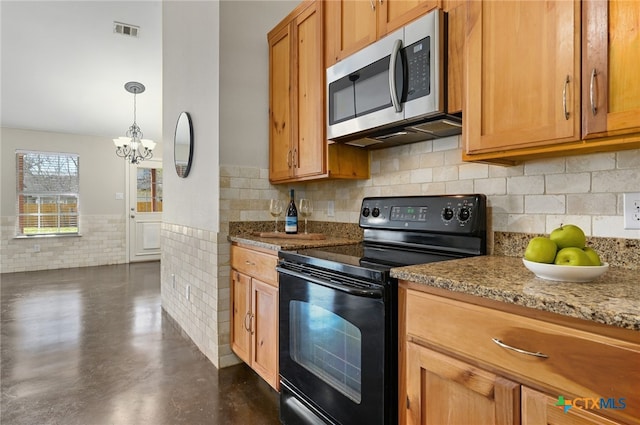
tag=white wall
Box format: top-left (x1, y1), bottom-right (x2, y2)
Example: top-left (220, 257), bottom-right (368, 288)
top-left (162, 1), bottom-right (220, 231)
top-left (219, 0), bottom-right (297, 168)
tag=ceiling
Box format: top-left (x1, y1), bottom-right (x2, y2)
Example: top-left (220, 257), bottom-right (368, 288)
top-left (1, 1), bottom-right (163, 143)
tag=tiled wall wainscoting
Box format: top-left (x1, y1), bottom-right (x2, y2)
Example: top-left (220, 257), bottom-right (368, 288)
top-left (0, 215), bottom-right (126, 273)
top-left (160, 222), bottom-right (237, 369)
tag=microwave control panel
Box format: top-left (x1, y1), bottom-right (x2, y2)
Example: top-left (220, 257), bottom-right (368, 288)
top-left (404, 37), bottom-right (430, 101)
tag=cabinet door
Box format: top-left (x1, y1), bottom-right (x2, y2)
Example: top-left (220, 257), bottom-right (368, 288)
top-left (268, 23), bottom-right (293, 182)
top-left (231, 270), bottom-right (251, 364)
top-left (377, 0), bottom-right (438, 37)
top-left (444, 0), bottom-right (464, 114)
top-left (251, 278), bottom-right (279, 390)
top-left (582, 0), bottom-right (640, 138)
top-left (522, 386), bottom-right (623, 425)
top-left (325, 0), bottom-right (377, 66)
top-left (405, 342), bottom-right (520, 425)
top-left (465, 0), bottom-right (581, 155)
top-left (292, 1), bottom-right (326, 180)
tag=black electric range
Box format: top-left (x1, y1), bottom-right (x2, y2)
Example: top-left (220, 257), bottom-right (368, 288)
top-left (277, 195), bottom-right (487, 425)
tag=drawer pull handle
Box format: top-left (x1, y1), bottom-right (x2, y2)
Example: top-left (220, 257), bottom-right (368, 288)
top-left (491, 338), bottom-right (548, 359)
top-left (245, 260), bottom-right (255, 266)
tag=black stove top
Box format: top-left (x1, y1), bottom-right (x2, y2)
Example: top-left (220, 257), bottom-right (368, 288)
top-left (279, 195), bottom-right (487, 284)
top-left (284, 242), bottom-right (467, 282)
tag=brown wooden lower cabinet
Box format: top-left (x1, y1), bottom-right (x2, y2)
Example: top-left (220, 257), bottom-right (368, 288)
top-left (405, 341), bottom-right (519, 425)
top-left (231, 244), bottom-right (279, 390)
top-left (399, 283), bottom-right (640, 425)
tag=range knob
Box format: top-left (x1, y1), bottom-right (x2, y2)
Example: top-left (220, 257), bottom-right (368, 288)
top-left (442, 207), bottom-right (454, 221)
top-left (362, 207), bottom-right (370, 217)
top-left (458, 206), bottom-right (471, 222)
top-left (372, 207), bottom-right (380, 218)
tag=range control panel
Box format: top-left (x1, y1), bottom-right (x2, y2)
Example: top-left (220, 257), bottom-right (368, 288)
top-left (359, 194), bottom-right (486, 234)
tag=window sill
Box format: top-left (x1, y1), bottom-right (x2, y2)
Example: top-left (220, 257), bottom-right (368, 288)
top-left (14, 234), bottom-right (82, 239)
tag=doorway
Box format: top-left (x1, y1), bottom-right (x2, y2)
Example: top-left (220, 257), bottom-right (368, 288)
top-left (127, 160), bottom-right (162, 262)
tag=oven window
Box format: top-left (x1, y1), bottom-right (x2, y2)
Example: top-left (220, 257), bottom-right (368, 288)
top-left (289, 300), bottom-right (362, 403)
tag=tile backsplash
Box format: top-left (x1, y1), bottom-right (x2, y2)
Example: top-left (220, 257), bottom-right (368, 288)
top-left (221, 136), bottom-right (640, 241)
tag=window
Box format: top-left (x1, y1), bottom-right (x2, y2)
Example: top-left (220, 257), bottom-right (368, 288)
top-left (16, 151), bottom-right (79, 236)
top-left (136, 167), bottom-right (162, 212)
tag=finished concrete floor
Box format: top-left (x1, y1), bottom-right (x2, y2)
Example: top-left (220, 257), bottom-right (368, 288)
top-left (1, 262), bottom-right (280, 425)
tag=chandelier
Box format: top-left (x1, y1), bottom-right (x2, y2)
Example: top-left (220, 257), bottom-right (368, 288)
top-left (113, 81), bottom-right (155, 164)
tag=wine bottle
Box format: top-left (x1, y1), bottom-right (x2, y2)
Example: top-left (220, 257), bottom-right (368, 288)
top-left (285, 189), bottom-right (298, 234)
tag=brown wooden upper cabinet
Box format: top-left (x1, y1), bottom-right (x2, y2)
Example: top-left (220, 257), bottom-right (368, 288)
top-left (268, 1), bottom-right (370, 184)
top-left (582, 0), bottom-right (640, 139)
top-left (324, 0), bottom-right (439, 67)
top-left (268, 1), bottom-right (326, 183)
top-left (463, 0), bottom-right (640, 164)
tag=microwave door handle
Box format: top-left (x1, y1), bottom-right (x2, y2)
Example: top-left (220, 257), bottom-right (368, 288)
top-left (389, 39), bottom-right (403, 113)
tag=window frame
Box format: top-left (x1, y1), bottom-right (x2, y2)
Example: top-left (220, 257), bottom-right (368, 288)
top-left (15, 150), bottom-right (80, 237)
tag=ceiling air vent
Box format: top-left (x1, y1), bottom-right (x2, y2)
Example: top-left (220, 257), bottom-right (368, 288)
top-left (113, 21), bottom-right (139, 38)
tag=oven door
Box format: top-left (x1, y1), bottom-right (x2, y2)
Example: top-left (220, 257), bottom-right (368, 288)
top-left (278, 264), bottom-right (395, 425)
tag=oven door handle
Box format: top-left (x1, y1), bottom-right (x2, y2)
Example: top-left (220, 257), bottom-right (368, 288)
top-left (277, 266), bottom-right (384, 298)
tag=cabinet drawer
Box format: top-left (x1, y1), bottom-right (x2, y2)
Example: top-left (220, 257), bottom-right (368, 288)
top-left (405, 291), bottom-right (640, 423)
top-left (231, 245), bottom-right (278, 286)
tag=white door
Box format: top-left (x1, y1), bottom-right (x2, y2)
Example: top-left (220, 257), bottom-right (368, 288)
top-left (128, 160), bottom-right (162, 262)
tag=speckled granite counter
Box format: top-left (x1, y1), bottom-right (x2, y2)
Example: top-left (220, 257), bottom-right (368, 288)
top-left (228, 234), bottom-right (359, 252)
top-left (391, 255), bottom-right (640, 331)
top-left (228, 221), bottom-right (362, 251)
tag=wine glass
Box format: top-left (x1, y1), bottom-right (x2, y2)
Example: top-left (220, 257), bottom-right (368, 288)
top-left (299, 199), bottom-right (313, 234)
top-left (269, 199), bottom-right (283, 233)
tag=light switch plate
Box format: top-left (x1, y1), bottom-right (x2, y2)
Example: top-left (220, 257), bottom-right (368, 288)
top-left (623, 193), bottom-right (640, 230)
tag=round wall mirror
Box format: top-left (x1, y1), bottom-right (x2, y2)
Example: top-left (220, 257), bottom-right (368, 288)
top-left (174, 111), bottom-right (193, 178)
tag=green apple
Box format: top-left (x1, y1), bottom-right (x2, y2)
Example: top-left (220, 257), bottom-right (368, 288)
top-left (550, 224), bottom-right (586, 249)
top-left (554, 247), bottom-right (592, 266)
top-left (582, 247), bottom-right (601, 266)
top-left (524, 237), bottom-right (557, 263)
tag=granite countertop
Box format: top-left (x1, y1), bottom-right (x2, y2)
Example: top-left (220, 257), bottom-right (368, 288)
top-left (228, 233), bottom-right (359, 252)
top-left (391, 255), bottom-right (640, 331)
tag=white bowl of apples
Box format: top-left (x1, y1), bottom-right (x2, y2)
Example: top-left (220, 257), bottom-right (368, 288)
top-left (522, 224), bottom-right (609, 282)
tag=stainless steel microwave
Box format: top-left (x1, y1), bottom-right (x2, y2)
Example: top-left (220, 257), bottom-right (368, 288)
top-left (326, 9), bottom-right (461, 149)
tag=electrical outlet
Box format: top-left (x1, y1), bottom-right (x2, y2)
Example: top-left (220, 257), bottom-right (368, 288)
top-left (185, 284), bottom-right (191, 300)
top-left (33, 244), bottom-right (40, 253)
top-left (623, 193), bottom-right (640, 230)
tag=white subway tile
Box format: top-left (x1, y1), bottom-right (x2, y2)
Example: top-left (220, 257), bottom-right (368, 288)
top-left (524, 158), bottom-right (565, 175)
top-left (567, 193), bottom-right (617, 215)
top-left (525, 195), bottom-right (565, 214)
top-left (474, 177), bottom-right (506, 195)
top-left (459, 163), bottom-right (489, 180)
top-left (545, 173), bottom-right (591, 194)
top-left (566, 152), bottom-right (615, 172)
top-left (507, 175), bottom-right (544, 195)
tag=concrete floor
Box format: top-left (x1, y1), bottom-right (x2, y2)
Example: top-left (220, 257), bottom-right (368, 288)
top-left (1, 262), bottom-right (280, 425)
